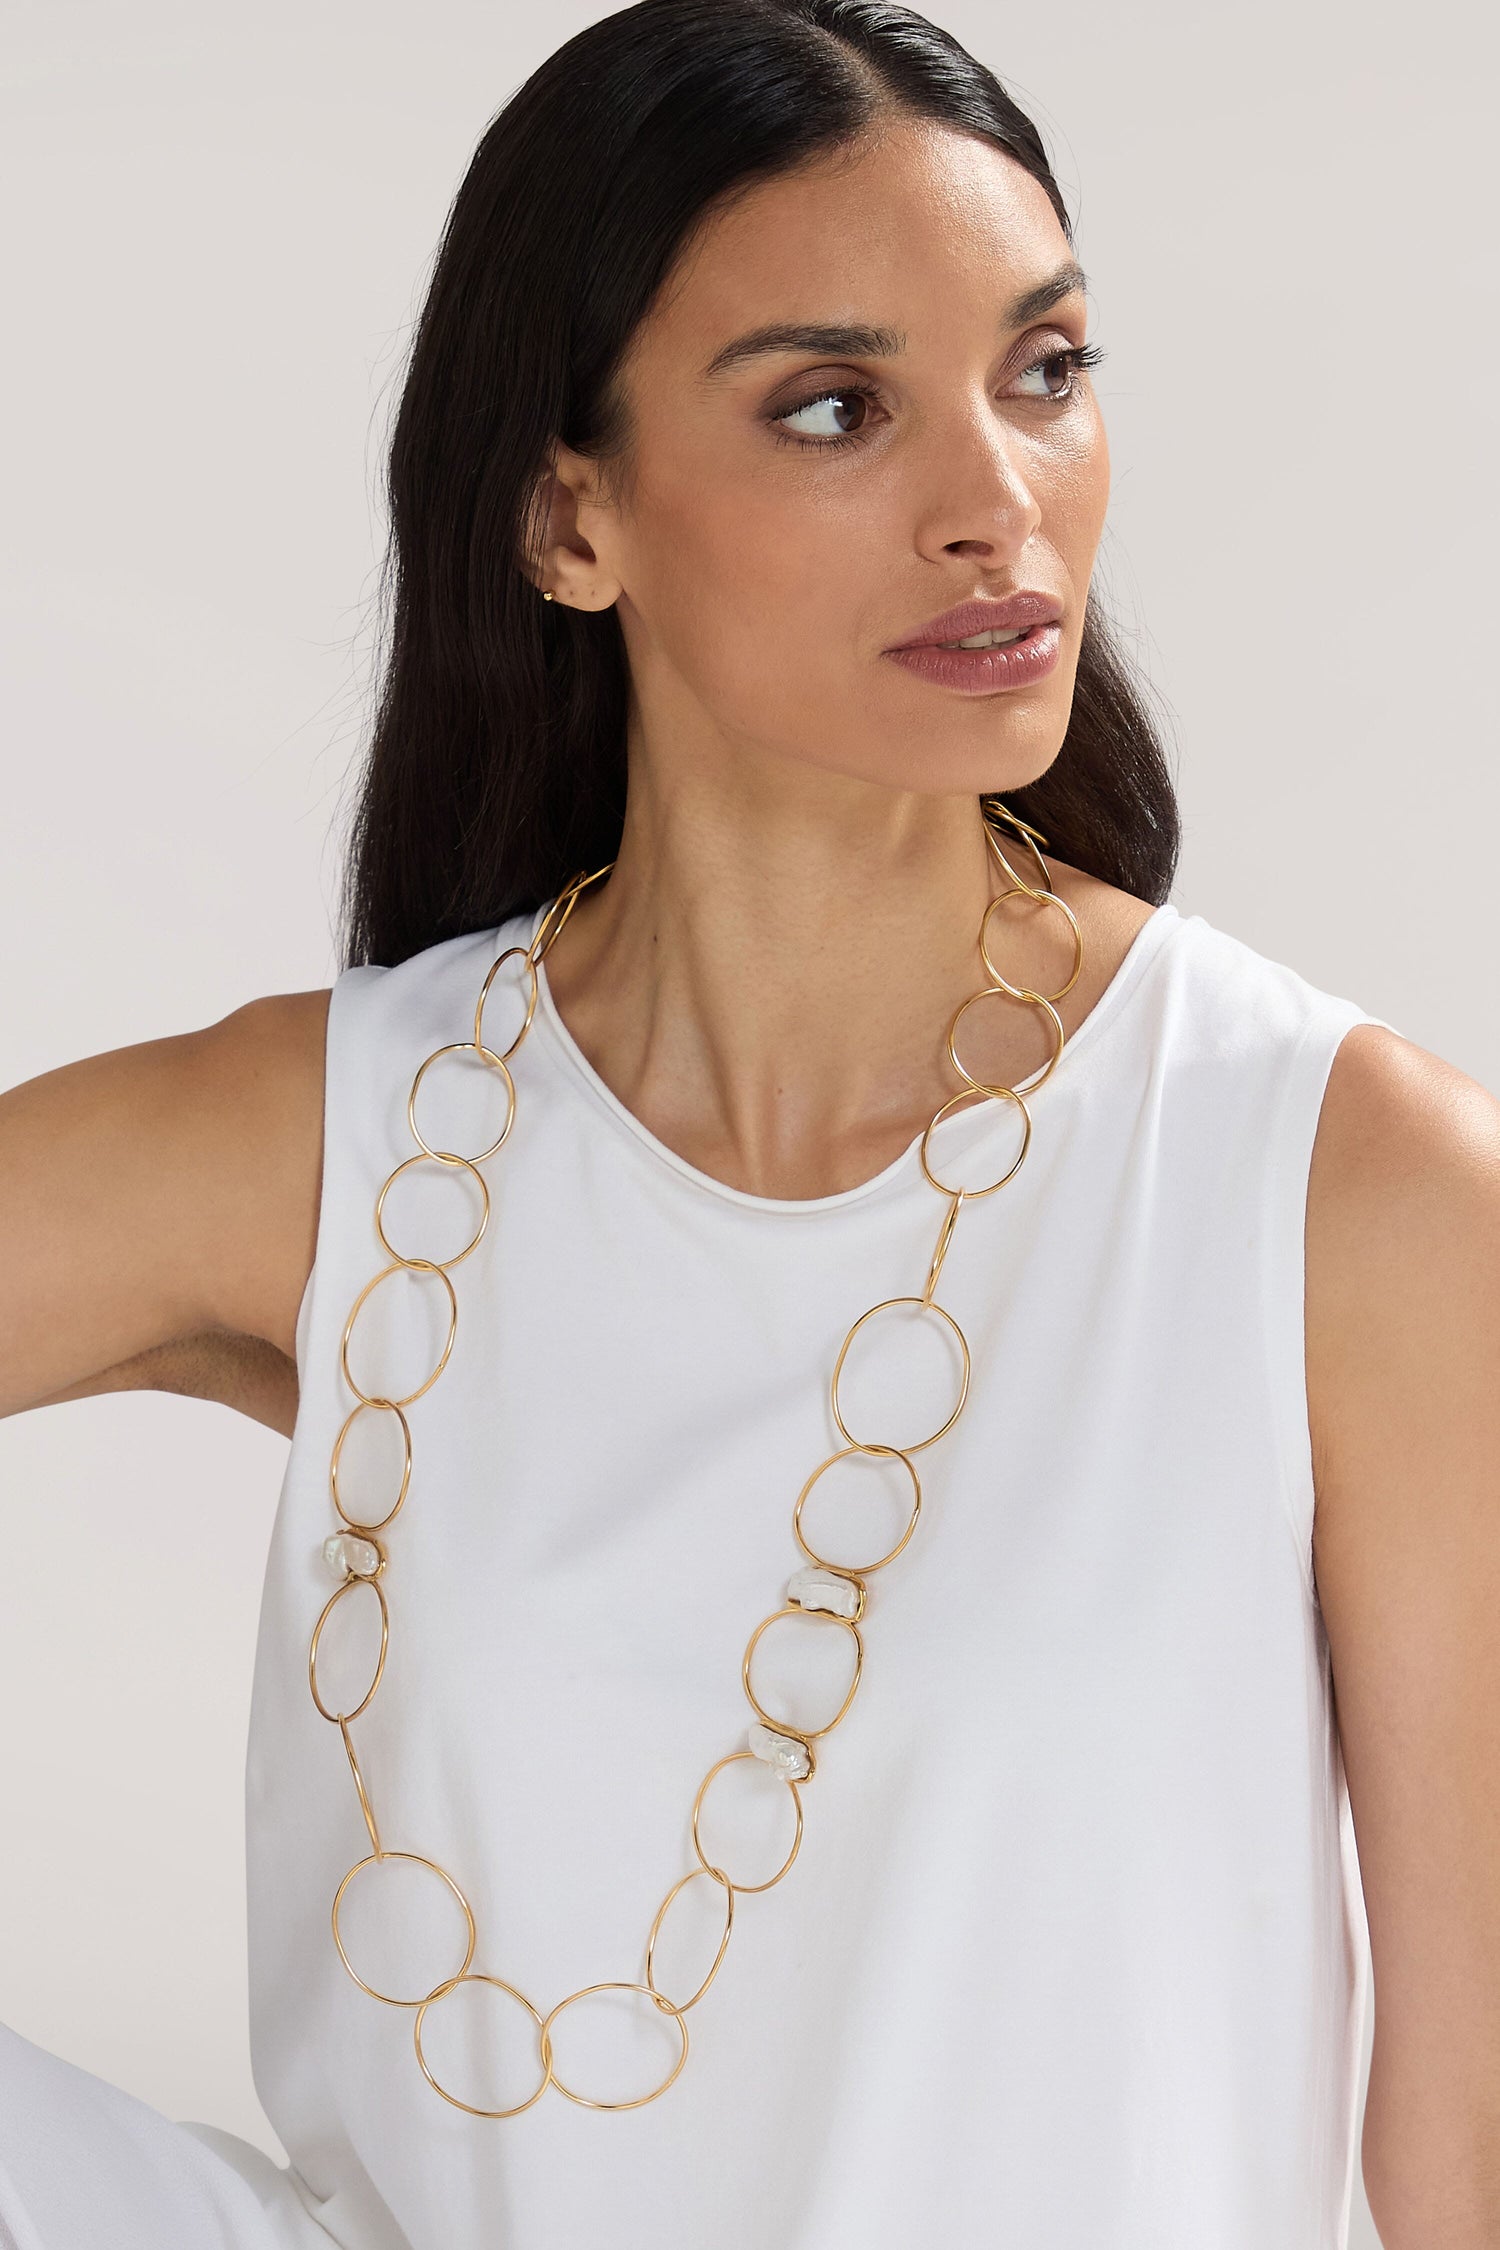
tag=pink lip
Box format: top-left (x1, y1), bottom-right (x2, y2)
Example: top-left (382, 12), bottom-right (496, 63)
top-left (885, 618), bottom-right (1063, 696)
top-left (886, 591), bottom-right (1063, 650)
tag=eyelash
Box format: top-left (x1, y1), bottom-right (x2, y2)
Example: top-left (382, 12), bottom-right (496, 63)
top-left (769, 342), bottom-right (1107, 452)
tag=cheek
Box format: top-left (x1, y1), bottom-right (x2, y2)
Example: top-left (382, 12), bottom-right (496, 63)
top-left (1040, 409), bottom-right (1111, 558)
top-left (629, 460), bottom-right (861, 716)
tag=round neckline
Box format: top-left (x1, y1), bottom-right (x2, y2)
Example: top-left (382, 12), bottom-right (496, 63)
top-left (527, 898), bottom-right (1182, 1215)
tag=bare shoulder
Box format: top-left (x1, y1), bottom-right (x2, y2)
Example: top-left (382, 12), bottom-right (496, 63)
top-left (1306, 1019), bottom-right (1500, 1532)
top-left (0, 987), bottom-right (332, 1435)
top-left (1308, 1021), bottom-right (1500, 1285)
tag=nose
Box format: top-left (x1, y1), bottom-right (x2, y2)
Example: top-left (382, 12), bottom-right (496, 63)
top-left (913, 410), bottom-right (1044, 566)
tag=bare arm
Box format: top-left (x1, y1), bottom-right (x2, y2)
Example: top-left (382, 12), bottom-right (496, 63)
top-left (0, 990), bottom-right (330, 1438)
top-left (1307, 1023), bottom-right (1500, 2245)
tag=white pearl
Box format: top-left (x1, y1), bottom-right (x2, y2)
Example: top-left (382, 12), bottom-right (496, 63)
top-left (322, 1530), bottom-right (380, 1579)
top-left (747, 1723), bottom-right (811, 1780)
top-left (786, 1564), bottom-right (861, 1619)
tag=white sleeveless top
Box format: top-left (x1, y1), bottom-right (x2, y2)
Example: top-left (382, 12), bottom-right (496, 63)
top-left (245, 896), bottom-right (1390, 2250)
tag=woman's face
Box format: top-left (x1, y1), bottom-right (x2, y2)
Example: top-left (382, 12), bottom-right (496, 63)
top-left (553, 117), bottom-right (1111, 801)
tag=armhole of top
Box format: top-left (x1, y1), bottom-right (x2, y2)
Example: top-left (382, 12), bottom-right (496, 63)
top-left (1259, 998), bottom-right (1401, 1612)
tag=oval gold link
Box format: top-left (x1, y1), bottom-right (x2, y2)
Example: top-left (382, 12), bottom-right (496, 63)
top-left (793, 1441), bottom-right (923, 1575)
top-left (374, 1150), bottom-right (491, 1272)
top-left (526, 882), bottom-right (584, 966)
top-left (473, 943), bottom-right (540, 1063)
top-left (830, 1295), bottom-right (971, 1454)
top-left (946, 984), bottom-right (1064, 1100)
top-left (644, 1865), bottom-right (735, 2014)
top-left (412, 1971), bottom-right (552, 2116)
top-left (527, 862), bottom-right (615, 967)
top-left (539, 1981), bottom-right (689, 2110)
top-left (308, 1572), bottom-right (389, 1723)
top-left (407, 1042), bottom-right (516, 1168)
top-left (981, 797), bottom-right (1052, 886)
top-left (979, 881), bottom-right (1083, 1005)
top-left (338, 1714), bottom-right (383, 1859)
top-left (691, 1748), bottom-right (805, 1895)
top-left (330, 1850), bottom-right (477, 2009)
top-left (919, 1085), bottom-right (1033, 1202)
top-left (922, 1190), bottom-right (964, 1308)
top-left (340, 1259), bottom-right (458, 1411)
top-left (742, 1604), bottom-right (863, 1741)
top-left (330, 1399), bottom-right (412, 1533)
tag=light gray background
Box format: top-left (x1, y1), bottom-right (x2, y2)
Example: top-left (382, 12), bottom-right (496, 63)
top-left (2, 4), bottom-right (1495, 2242)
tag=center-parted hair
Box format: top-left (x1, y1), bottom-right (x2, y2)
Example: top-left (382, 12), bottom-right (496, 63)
top-left (341, 0), bottom-right (1180, 969)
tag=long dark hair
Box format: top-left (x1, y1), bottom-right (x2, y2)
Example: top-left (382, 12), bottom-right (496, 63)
top-left (341, 0), bottom-right (1180, 970)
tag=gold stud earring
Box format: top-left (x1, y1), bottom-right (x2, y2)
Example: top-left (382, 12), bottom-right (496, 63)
top-left (541, 589), bottom-right (555, 602)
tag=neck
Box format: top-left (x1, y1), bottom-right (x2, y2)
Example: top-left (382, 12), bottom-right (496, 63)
top-left (540, 758), bottom-right (1087, 1202)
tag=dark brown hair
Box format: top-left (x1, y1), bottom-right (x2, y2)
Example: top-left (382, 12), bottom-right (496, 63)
top-left (342, 0), bottom-right (1180, 968)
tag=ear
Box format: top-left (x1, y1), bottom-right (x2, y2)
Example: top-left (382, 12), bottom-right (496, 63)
top-left (525, 439), bottom-right (622, 612)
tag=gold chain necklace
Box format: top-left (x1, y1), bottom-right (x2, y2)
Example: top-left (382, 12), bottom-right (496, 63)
top-left (308, 799), bottom-right (1082, 2116)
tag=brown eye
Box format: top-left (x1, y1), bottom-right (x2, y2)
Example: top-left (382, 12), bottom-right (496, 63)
top-left (773, 383), bottom-right (880, 447)
top-left (1013, 342), bottom-right (1106, 403)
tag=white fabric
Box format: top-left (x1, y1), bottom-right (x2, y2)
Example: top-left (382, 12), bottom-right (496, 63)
top-left (4, 895), bottom-right (1395, 2249)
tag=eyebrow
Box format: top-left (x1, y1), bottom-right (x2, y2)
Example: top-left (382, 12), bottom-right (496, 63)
top-left (700, 258), bottom-right (1089, 382)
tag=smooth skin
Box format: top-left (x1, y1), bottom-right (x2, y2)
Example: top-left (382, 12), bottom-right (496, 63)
top-left (2, 116), bottom-right (1498, 2241)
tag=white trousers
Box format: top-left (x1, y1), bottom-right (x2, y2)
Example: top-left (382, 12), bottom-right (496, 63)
top-left (0, 2024), bottom-right (337, 2250)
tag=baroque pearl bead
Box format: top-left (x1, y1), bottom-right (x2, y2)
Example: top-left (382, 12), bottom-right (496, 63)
top-left (323, 1531), bottom-right (380, 1579)
top-left (786, 1563), bottom-right (861, 1619)
top-left (747, 1723), bottom-right (812, 1780)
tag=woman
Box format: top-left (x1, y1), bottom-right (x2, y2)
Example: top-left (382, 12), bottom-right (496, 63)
top-left (2, 1), bottom-right (1496, 2245)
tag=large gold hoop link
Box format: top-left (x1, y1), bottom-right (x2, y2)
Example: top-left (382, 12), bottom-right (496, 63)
top-left (540, 1983), bottom-right (690, 2111)
top-left (979, 881), bottom-right (1083, 1006)
top-left (407, 1042), bottom-right (516, 1168)
top-left (920, 1085), bottom-right (1033, 1201)
top-left (947, 985), bottom-right (1065, 1100)
top-left (742, 1604), bottom-right (864, 1740)
top-left (330, 1399), bottom-right (412, 1533)
top-left (308, 1572), bottom-right (389, 1723)
top-left (691, 1749), bottom-right (805, 1894)
top-left (830, 1295), bottom-right (971, 1454)
top-left (644, 1866), bottom-right (735, 2014)
top-left (375, 1152), bottom-right (491, 1271)
top-left (312, 821), bottom-right (1082, 2111)
top-left (793, 1442), bottom-right (923, 1575)
top-left (331, 1851), bottom-right (478, 2008)
top-left (340, 1259), bottom-right (458, 1410)
top-left (413, 1973), bottom-right (553, 2117)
